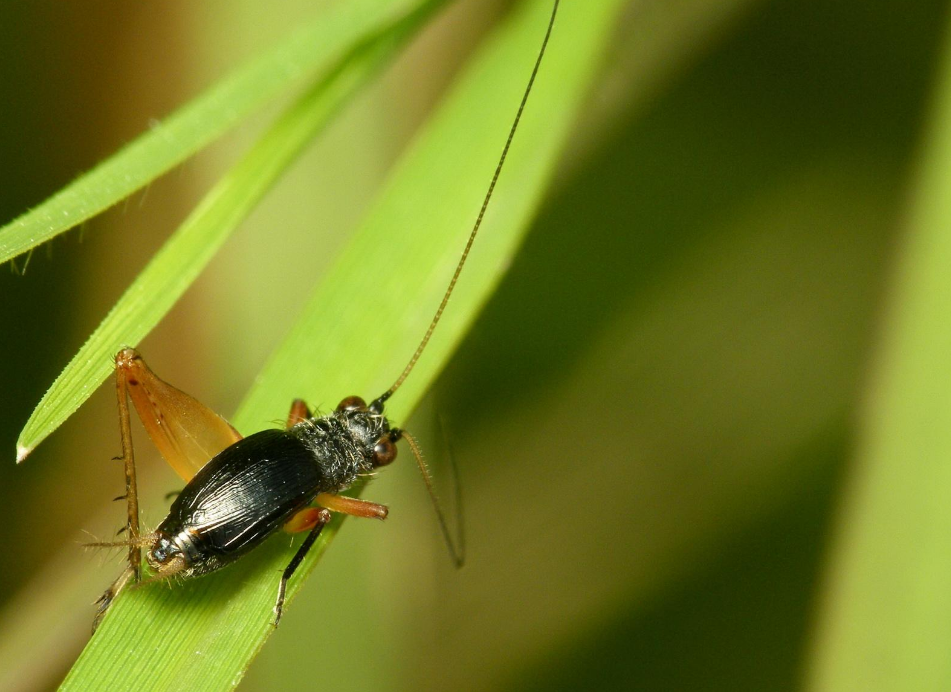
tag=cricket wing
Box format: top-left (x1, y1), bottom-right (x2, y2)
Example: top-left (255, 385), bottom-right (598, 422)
top-left (116, 349), bottom-right (242, 481)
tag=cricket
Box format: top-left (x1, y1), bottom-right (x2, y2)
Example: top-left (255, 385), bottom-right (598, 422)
top-left (89, 0), bottom-right (560, 629)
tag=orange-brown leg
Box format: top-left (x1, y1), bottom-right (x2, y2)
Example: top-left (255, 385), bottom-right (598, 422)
top-left (286, 399), bottom-right (311, 427)
top-left (114, 357), bottom-right (141, 582)
top-left (93, 359), bottom-right (142, 631)
top-left (315, 493), bottom-right (388, 519)
top-left (283, 496), bottom-right (387, 537)
top-left (284, 507), bottom-right (329, 534)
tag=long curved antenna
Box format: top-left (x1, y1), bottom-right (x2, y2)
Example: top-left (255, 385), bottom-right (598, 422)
top-left (374, 0), bottom-right (560, 408)
top-left (401, 430), bottom-right (465, 567)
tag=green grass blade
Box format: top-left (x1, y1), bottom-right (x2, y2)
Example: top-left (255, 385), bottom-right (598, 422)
top-left (59, 1), bottom-right (625, 690)
top-left (15, 0), bottom-right (447, 462)
top-left (806, 13), bottom-right (951, 692)
top-left (0, 0), bottom-right (432, 266)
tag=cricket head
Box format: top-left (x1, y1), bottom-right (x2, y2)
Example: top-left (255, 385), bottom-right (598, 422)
top-left (335, 395), bottom-right (399, 468)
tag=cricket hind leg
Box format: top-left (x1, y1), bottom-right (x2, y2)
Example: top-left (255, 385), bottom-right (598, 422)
top-left (90, 357), bottom-right (142, 630)
top-left (99, 351), bottom-right (142, 608)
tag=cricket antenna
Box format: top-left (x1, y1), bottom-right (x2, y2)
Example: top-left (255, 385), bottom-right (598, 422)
top-left (371, 0), bottom-right (559, 412)
top-left (401, 429), bottom-right (466, 567)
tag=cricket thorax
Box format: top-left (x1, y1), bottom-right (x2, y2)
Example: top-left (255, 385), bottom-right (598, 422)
top-left (289, 406), bottom-right (391, 492)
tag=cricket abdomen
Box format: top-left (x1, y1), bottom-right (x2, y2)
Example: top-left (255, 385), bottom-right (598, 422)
top-left (154, 428), bottom-right (326, 575)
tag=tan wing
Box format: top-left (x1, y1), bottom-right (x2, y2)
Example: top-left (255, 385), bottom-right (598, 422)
top-left (115, 349), bottom-right (242, 482)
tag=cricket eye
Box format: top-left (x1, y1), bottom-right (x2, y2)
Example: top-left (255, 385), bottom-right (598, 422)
top-left (336, 396), bottom-right (367, 412)
top-left (373, 437), bottom-right (398, 466)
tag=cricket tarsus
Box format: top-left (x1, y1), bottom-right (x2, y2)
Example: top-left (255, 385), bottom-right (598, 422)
top-left (93, 566), bottom-right (133, 632)
top-left (92, 349), bottom-right (144, 627)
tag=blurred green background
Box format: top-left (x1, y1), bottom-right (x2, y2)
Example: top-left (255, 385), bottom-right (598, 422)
top-left (1, 0), bottom-right (949, 690)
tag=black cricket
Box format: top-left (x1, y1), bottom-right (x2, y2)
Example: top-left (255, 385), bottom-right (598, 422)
top-left (146, 393), bottom-right (398, 625)
top-left (150, 398), bottom-right (394, 581)
top-left (93, 0), bottom-right (559, 629)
